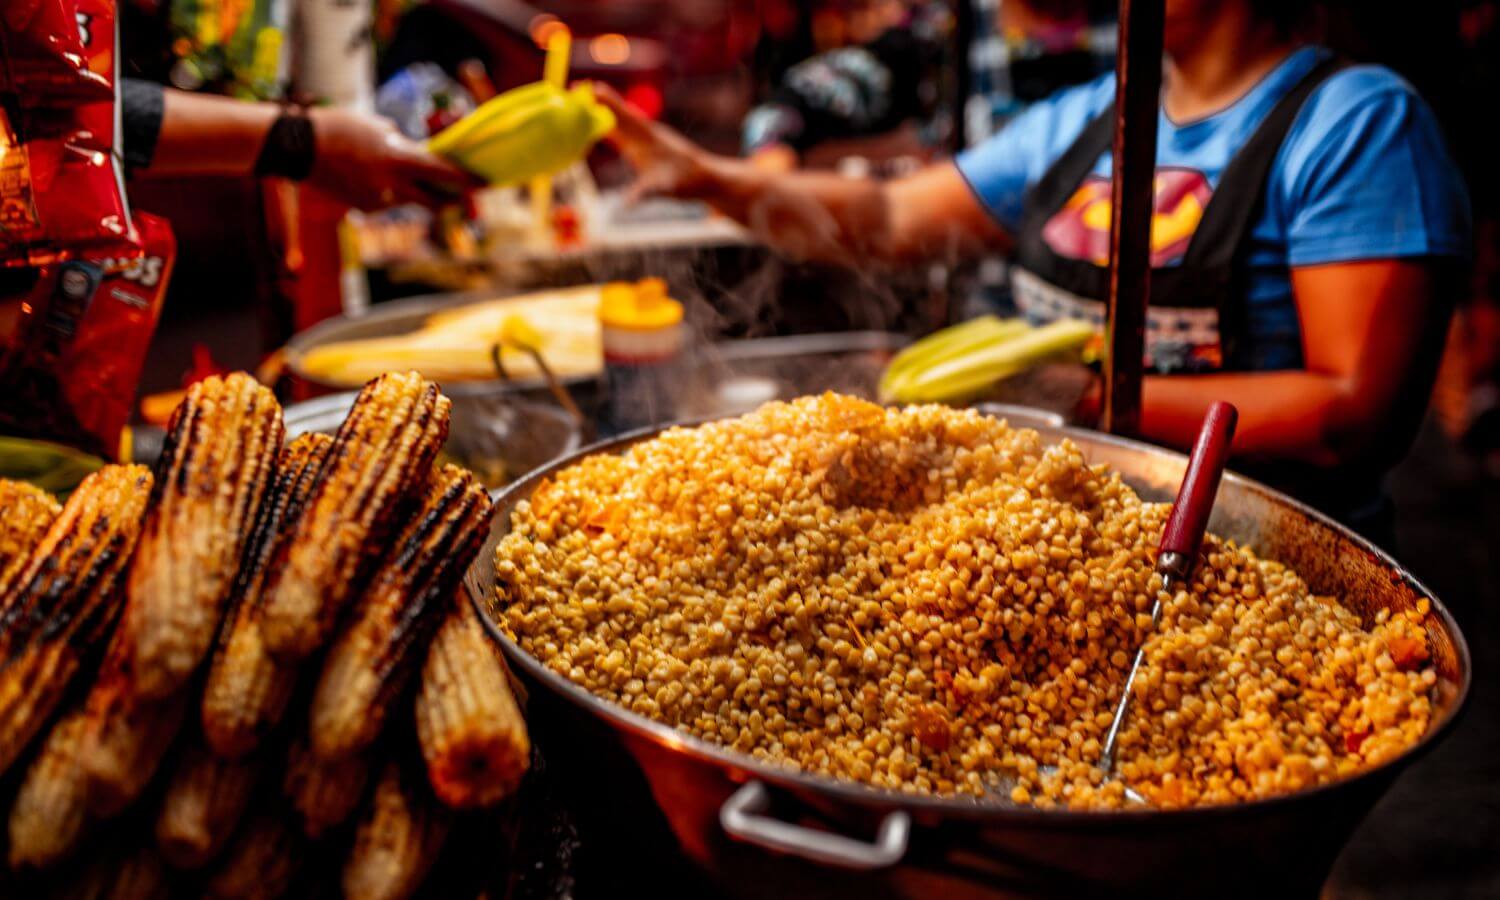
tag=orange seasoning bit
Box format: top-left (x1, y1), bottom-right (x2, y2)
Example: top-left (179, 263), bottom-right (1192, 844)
top-left (1386, 634), bottom-right (1429, 672)
top-left (913, 703), bottom-right (952, 753)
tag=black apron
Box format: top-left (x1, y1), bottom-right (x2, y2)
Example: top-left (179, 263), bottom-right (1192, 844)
top-left (1011, 55), bottom-right (1345, 373)
top-left (1009, 56), bottom-right (1396, 545)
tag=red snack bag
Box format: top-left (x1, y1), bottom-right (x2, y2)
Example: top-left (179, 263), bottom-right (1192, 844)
top-left (0, 257), bottom-right (109, 454)
top-left (64, 212), bottom-right (175, 454)
top-left (1, 96), bottom-right (136, 267)
top-left (1, 0), bottom-right (131, 267)
top-left (15, 0), bottom-right (119, 150)
top-left (0, 0), bottom-right (112, 102)
top-left (0, 109), bottom-right (45, 250)
top-left (0, 214), bottom-right (173, 458)
top-left (0, 131), bottom-right (135, 265)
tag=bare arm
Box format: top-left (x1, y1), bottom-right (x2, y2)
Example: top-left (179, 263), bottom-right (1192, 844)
top-left (693, 156), bottom-right (1008, 265)
top-left (142, 88), bottom-right (478, 208)
top-left (147, 89), bottom-right (280, 176)
top-left (1138, 259), bottom-right (1455, 467)
top-left (596, 85), bottom-right (1008, 266)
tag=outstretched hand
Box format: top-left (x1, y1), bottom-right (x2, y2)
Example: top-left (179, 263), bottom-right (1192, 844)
top-left (591, 82), bottom-right (710, 202)
top-left (308, 107), bottom-right (483, 210)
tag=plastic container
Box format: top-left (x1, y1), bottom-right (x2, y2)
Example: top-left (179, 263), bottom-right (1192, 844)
top-left (598, 278), bottom-right (683, 435)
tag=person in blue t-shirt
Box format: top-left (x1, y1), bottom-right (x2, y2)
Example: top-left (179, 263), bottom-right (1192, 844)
top-left (594, 0), bottom-right (1471, 537)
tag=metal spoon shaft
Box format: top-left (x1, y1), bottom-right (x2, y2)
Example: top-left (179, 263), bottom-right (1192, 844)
top-left (1098, 574), bottom-right (1173, 771)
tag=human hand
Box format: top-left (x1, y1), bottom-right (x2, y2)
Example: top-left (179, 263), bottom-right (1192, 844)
top-left (307, 107), bottom-right (482, 210)
top-left (591, 82), bottom-right (711, 201)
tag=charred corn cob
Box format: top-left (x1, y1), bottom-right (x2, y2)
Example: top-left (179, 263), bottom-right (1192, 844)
top-left (342, 761), bottom-right (451, 900)
top-left (59, 839), bottom-right (170, 900)
top-left (201, 434), bottom-right (332, 758)
top-left (415, 597), bottom-right (529, 808)
top-left (155, 740), bottom-right (259, 869)
top-left (310, 465), bottom-right (491, 760)
top-left (283, 737), bottom-right (372, 838)
top-left (8, 706), bottom-right (90, 869)
top-left (0, 464), bottom-right (151, 649)
top-left (203, 808), bottom-right (303, 900)
top-left (79, 616), bottom-right (188, 817)
top-left (127, 373), bottom-right (284, 700)
top-left (0, 465), bottom-right (152, 776)
top-left (0, 641), bottom-right (83, 782)
top-left (0, 479), bottom-right (60, 595)
top-left (260, 372), bottom-right (450, 660)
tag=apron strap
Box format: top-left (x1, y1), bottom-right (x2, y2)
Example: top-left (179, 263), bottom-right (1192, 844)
top-left (1018, 108), bottom-right (1115, 228)
top-left (1181, 54), bottom-right (1349, 268)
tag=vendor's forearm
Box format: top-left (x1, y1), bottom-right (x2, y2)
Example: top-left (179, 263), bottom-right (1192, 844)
top-left (145, 89), bottom-right (280, 177)
top-left (1140, 372), bottom-right (1368, 467)
top-left (686, 153), bottom-right (1003, 266)
top-left (688, 153), bottom-right (899, 264)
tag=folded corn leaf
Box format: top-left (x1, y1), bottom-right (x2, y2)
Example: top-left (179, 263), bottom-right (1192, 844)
top-left (878, 316), bottom-right (1029, 402)
top-left (886, 318), bottom-right (1095, 404)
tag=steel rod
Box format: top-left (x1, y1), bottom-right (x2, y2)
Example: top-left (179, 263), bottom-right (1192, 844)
top-left (1101, 0), bottom-right (1165, 435)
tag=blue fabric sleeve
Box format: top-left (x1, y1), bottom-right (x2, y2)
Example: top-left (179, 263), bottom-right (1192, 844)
top-left (954, 75), bottom-right (1111, 234)
top-left (1277, 68), bottom-right (1472, 266)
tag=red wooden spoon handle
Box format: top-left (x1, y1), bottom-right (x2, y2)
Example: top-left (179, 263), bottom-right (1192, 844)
top-left (1159, 401), bottom-right (1238, 571)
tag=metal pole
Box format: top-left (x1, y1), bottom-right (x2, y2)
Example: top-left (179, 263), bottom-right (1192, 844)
top-left (1101, 0), bottom-right (1164, 435)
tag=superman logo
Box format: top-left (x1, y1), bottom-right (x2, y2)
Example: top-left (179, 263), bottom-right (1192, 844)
top-left (1040, 168), bottom-right (1213, 267)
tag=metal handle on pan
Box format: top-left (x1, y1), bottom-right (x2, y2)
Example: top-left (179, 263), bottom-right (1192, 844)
top-left (1158, 400), bottom-right (1238, 564)
top-left (719, 781), bottom-right (911, 870)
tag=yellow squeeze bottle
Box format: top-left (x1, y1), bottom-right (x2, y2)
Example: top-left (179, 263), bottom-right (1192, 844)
top-left (599, 279), bottom-right (685, 434)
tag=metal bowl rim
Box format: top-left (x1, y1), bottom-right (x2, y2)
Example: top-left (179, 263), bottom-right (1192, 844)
top-left (467, 415), bottom-right (1473, 826)
top-left (282, 389), bottom-right (585, 437)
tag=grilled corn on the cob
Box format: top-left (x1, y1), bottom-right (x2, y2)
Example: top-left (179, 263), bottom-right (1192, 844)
top-left (310, 465), bottom-right (491, 760)
top-left (8, 706), bottom-right (91, 869)
top-left (155, 740), bottom-right (259, 868)
top-left (260, 372), bottom-right (450, 660)
top-left (128, 373), bottom-right (284, 700)
top-left (342, 761), bottom-right (451, 900)
top-left (201, 434), bottom-right (332, 758)
top-left (0, 464), bottom-right (151, 649)
top-left (203, 808), bottom-right (303, 900)
top-left (415, 597), bottom-right (529, 808)
top-left (0, 479), bottom-right (61, 594)
top-left (0, 641), bottom-right (82, 782)
top-left (79, 617), bottom-right (188, 817)
top-left (295, 283), bottom-right (603, 387)
top-left (0, 465), bottom-right (152, 776)
top-left (59, 839), bottom-right (170, 900)
top-left (283, 737), bottom-right (372, 838)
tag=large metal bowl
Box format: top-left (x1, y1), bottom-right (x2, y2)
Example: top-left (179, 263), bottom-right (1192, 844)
top-left (461, 410), bottom-right (1470, 899)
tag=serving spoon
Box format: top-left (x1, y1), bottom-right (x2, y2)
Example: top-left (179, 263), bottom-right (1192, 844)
top-left (1033, 401), bottom-right (1239, 805)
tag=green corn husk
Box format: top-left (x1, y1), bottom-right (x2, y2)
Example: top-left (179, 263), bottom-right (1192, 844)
top-left (887, 318), bottom-right (1096, 404)
top-left (878, 316), bottom-right (1029, 402)
top-left (0, 437), bottom-right (103, 499)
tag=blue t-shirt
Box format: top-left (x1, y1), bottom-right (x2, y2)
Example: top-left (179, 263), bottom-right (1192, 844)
top-left (954, 46), bottom-right (1471, 370)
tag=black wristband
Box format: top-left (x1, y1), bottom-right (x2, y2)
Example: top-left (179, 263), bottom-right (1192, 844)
top-left (121, 78), bottom-right (166, 173)
top-left (253, 110), bottom-right (316, 180)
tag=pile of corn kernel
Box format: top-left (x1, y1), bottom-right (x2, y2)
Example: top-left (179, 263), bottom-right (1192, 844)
top-left (494, 394), bottom-right (1437, 809)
